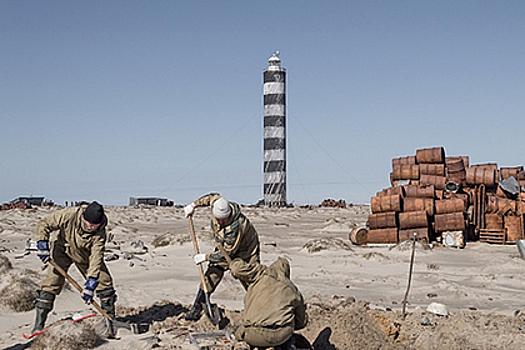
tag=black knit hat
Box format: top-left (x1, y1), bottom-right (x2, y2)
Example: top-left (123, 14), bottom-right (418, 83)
top-left (83, 201), bottom-right (105, 224)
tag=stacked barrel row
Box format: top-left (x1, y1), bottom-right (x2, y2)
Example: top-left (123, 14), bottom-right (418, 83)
top-left (367, 146), bottom-right (525, 245)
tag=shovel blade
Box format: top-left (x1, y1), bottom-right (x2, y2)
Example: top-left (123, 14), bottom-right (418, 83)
top-left (204, 294), bottom-right (221, 326)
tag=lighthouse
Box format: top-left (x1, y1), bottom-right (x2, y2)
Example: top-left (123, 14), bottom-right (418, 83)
top-left (263, 51), bottom-right (286, 207)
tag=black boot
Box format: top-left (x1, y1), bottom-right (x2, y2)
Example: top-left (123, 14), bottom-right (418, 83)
top-left (275, 336), bottom-right (295, 350)
top-left (184, 288), bottom-right (205, 321)
top-left (98, 288), bottom-right (118, 338)
top-left (97, 288), bottom-right (117, 320)
top-left (32, 290), bottom-right (55, 334)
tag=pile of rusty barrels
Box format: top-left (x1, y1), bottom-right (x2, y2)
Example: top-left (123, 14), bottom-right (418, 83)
top-left (321, 198), bottom-right (347, 208)
top-left (1, 201), bottom-right (32, 210)
top-left (361, 146), bottom-right (525, 246)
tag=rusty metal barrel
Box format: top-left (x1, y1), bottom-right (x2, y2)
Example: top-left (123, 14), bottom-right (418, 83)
top-left (504, 215), bottom-right (523, 242)
top-left (366, 228), bottom-right (398, 244)
top-left (446, 156), bottom-right (468, 171)
top-left (403, 197), bottom-right (435, 215)
top-left (419, 163), bottom-right (445, 177)
top-left (434, 212), bottom-right (466, 232)
top-left (485, 213), bottom-right (503, 230)
top-left (435, 198), bottom-right (466, 215)
top-left (486, 195), bottom-right (516, 215)
top-left (368, 212), bottom-right (398, 229)
top-left (416, 147), bottom-right (445, 164)
top-left (419, 174), bottom-right (446, 190)
top-left (398, 211), bottom-right (430, 229)
top-left (446, 157), bottom-right (467, 185)
top-left (376, 186), bottom-right (405, 197)
top-left (391, 164), bottom-right (420, 181)
top-left (500, 166), bottom-right (525, 181)
top-left (399, 228), bottom-right (429, 242)
top-left (443, 192), bottom-right (471, 207)
top-left (371, 195), bottom-right (403, 213)
top-left (392, 156), bottom-right (417, 167)
top-left (466, 167), bottom-right (496, 188)
top-left (404, 184), bottom-right (435, 198)
top-left (349, 226), bottom-right (368, 245)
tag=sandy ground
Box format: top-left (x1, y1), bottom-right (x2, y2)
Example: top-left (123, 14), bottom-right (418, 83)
top-left (1, 205), bottom-right (525, 349)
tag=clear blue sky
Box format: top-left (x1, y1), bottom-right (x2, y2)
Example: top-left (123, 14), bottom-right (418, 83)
top-left (2, 1), bottom-right (524, 206)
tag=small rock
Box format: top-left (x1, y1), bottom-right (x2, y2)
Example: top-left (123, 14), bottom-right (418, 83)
top-left (427, 302), bottom-right (448, 316)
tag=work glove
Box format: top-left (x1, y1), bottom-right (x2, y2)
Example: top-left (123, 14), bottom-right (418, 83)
top-left (184, 203), bottom-right (196, 218)
top-left (36, 240), bottom-right (50, 263)
top-left (194, 253), bottom-right (207, 265)
top-left (81, 277), bottom-right (99, 304)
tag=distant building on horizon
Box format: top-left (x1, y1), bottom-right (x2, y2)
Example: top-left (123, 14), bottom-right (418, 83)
top-left (13, 196), bottom-right (45, 206)
top-left (263, 51), bottom-right (287, 207)
top-left (129, 197), bottom-right (172, 206)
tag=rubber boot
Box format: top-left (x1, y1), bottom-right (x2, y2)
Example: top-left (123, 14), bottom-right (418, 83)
top-left (98, 288), bottom-right (117, 338)
top-left (32, 290), bottom-right (55, 334)
top-left (184, 288), bottom-right (205, 321)
top-left (98, 288), bottom-right (117, 320)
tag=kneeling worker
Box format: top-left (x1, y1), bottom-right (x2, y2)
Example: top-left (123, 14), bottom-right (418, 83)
top-left (230, 257), bottom-right (308, 349)
top-left (32, 201), bottom-right (117, 334)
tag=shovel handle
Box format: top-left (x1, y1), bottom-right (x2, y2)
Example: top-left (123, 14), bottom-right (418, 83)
top-left (48, 259), bottom-right (112, 321)
top-left (188, 216), bottom-right (211, 295)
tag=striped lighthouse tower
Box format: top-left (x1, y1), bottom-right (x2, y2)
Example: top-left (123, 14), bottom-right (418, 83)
top-left (263, 51), bottom-right (286, 207)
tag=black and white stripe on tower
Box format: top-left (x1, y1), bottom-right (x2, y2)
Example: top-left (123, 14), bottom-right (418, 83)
top-left (263, 51), bottom-right (286, 207)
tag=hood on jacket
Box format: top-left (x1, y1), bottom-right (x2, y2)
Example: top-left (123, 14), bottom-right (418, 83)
top-left (269, 257), bottom-right (290, 280)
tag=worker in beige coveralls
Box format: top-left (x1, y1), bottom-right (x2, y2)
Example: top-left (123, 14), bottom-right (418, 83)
top-left (183, 193), bottom-right (260, 321)
top-left (230, 257), bottom-right (308, 349)
top-left (32, 201), bottom-right (117, 333)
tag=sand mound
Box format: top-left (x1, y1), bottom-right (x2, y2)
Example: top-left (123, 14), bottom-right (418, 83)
top-left (302, 238), bottom-right (353, 254)
top-left (151, 232), bottom-right (191, 248)
top-left (0, 255), bottom-right (39, 312)
top-left (30, 320), bottom-right (99, 350)
top-left (298, 297), bottom-right (525, 350)
top-left (300, 297), bottom-right (404, 350)
top-left (389, 240), bottom-right (433, 252)
top-left (0, 254), bottom-right (13, 274)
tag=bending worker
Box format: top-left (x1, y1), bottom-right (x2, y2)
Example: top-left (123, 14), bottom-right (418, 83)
top-left (32, 201), bottom-right (117, 334)
top-left (230, 257), bottom-right (308, 349)
top-left (184, 193), bottom-right (260, 321)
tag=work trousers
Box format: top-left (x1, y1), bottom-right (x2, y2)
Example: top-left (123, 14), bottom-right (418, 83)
top-left (235, 324), bottom-right (293, 347)
top-left (41, 243), bottom-right (114, 295)
top-left (201, 253), bottom-right (259, 294)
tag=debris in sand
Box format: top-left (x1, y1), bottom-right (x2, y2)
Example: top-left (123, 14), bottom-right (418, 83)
top-left (152, 232), bottom-right (191, 247)
top-left (302, 238), bottom-right (353, 253)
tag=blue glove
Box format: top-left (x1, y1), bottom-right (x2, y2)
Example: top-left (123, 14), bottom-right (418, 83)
top-left (81, 277), bottom-right (99, 304)
top-left (36, 240), bottom-right (50, 263)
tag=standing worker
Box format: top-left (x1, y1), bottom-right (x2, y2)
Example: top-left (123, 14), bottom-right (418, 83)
top-left (183, 193), bottom-right (260, 321)
top-left (229, 257), bottom-right (308, 349)
top-left (31, 201), bottom-right (117, 334)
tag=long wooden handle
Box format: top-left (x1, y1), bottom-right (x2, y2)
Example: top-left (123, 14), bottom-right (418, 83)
top-left (188, 216), bottom-right (210, 294)
top-left (48, 259), bottom-right (112, 320)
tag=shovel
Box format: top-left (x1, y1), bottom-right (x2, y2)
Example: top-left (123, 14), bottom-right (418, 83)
top-left (188, 216), bottom-right (221, 326)
top-left (48, 259), bottom-right (139, 336)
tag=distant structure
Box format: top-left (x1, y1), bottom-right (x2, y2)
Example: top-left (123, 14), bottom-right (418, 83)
top-left (129, 197), bottom-right (172, 206)
top-left (14, 196), bottom-right (45, 206)
top-left (263, 51), bottom-right (287, 207)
